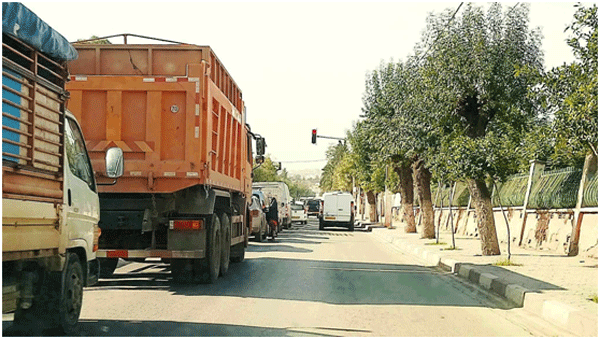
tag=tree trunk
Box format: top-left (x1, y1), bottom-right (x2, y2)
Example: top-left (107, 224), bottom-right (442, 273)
top-left (466, 178), bottom-right (500, 255)
top-left (393, 163), bottom-right (416, 233)
top-left (366, 191), bottom-right (378, 222)
top-left (413, 159), bottom-right (435, 239)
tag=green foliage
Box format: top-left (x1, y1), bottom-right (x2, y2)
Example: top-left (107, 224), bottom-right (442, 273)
top-left (533, 4), bottom-right (598, 165)
top-left (76, 35), bottom-right (112, 44)
top-left (423, 3), bottom-right (544, 182)
top-left (253, 156), bottom-right (316, 199)
top-left (253, 156), bottom-right (280, 182)
top-left (321, 3), bottom-right (597, 212)
top-left (320, 143), bottom-right (352, 192)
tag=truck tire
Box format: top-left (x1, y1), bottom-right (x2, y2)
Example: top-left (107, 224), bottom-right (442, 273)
top-left (57, 253), bottom-right (84, 333)
top-left (99, 258), bottom-right (118, 278)
top-left (14, 253), bottom-right (84, 335)
top-left (219, 212), bottom-right (231, 277)
top-left (200, 214), bottom-right (221, 284)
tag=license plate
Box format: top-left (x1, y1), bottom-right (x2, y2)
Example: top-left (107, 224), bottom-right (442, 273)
top-left (325, 216), bottom-right (335, 220)
top-left (292, 216), bottom-right (299, 219)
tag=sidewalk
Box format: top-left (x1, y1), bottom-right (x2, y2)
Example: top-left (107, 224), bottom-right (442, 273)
top-left (364, 218), bottom-right (598, 337)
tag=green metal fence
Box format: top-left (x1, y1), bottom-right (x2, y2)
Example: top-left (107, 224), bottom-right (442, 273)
top-left (583, 171), bottom-right (598, 208)
top-left (415, 167), bottom-right (597, 209)
top-left (527, 168), bottom-right (582, 209)
top-left (492, 174), bottom-right (529, 208)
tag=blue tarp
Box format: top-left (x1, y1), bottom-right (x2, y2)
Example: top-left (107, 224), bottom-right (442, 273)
top-left (2, 2), bottom-right (77, 61)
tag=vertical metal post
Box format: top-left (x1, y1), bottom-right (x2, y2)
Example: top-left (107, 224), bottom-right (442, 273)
top-left (449, 182), bottom-right (457, 249)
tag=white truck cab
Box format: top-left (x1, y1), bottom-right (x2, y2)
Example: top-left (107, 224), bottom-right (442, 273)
top-left (319, 191), bottom-right (355, 231)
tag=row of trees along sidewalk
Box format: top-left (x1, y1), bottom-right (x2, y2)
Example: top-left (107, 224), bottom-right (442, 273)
top-left (320, 3), bottom-right (597, 256)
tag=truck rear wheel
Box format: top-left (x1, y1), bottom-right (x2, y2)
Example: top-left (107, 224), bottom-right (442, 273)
top-left (13, 253), bottom-right (83, 335)
top-left (219, 212), bottom-right (231, 277)
top-left (200, 214), bottom-right (221, 284)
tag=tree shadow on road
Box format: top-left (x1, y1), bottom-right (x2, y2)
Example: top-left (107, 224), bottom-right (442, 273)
top-left (3, 318), bottom-right (370, 337)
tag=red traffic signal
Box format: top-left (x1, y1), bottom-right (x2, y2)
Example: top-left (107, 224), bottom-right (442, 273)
top-left (311, 129), bottom-right (317, 144)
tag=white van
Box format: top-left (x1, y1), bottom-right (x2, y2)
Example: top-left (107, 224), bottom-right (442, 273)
top-left (252, 182), bottom-right (292, 229)
top-left (319, 191), bottom-right (355, 231)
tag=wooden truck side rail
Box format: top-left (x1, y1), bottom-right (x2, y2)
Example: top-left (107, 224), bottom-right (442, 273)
top-left (2, 32), bottom-right (67, 205)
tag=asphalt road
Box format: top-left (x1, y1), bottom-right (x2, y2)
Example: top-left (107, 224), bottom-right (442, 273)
top-left (3, 217), bottom-right (569, 336)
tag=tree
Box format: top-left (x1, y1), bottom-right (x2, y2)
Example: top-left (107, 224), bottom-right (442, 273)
top-left (539, 4), bottom-right (597, 165)
top-left (347, 121), bottom-right (385, 222)
top-left (76, 35), bottom-right (112, 44)
top-left (320, 142), bottom-right (350, 192)
top-left (422, 3), bottom-right (544, 255)
top-left (253, 156), bottom-right (280, 182)
top-left (362, 62), bottom-right (418, 232)
top-left (361, 59), bottom-right (439, 237)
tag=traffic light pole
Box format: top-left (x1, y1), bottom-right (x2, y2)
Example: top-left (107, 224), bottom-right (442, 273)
top-left (312, 129), bottom-right (345, 144)
top-left (315, 135), bottom-right (345, 141)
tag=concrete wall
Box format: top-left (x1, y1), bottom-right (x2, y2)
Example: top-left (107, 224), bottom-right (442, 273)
top-left (418, 207), bottom-right (598, 256)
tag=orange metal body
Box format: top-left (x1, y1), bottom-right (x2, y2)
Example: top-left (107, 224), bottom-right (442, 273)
top-left (66, 43), bottom-right (251, 198)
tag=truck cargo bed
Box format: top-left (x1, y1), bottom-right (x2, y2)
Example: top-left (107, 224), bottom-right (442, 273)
top-left (67, 43), bottom-right (251, 196)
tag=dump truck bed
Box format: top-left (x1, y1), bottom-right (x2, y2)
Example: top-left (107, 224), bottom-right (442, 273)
top-left (66, 43), bottom-right (251, 196)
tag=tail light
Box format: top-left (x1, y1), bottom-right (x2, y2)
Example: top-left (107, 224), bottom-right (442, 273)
top-left (170, 220), bottom-right (204, 230)
top-left (93, 225), bottom-right (101, 252)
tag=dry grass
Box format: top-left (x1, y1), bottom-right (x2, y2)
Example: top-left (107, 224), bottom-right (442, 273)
top-left (425, 242), bottom-right (447, 246)
top-left (493, 259), bottom-right (523, 267)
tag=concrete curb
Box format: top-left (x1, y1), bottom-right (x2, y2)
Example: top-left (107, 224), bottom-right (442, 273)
top-left (370, 228), bottom-right (597, 337)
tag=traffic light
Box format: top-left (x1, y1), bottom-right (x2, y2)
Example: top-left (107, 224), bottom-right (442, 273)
top-left (311, 129), bottom-right (317, 144)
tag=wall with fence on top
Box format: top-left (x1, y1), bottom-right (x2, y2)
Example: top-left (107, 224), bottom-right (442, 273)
top-left (388, 157), bottom-right (598, 256)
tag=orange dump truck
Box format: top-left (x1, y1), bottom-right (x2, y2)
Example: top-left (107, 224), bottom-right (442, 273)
top-left (66, 35), bottom-right (265, 283)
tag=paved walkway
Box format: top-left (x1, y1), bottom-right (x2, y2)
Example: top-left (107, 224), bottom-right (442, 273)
top-left (362, 218), bottom-right (598, 337)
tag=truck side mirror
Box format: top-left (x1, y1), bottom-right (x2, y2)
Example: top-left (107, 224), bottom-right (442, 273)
top-left (105, 147), bottom-right (124, 178)
top-left (256, 137), bottom-right (266, 156)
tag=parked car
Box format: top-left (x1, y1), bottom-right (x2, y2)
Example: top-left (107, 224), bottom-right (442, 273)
top-left (319, 191), bottom-right (355, 231)
top-left (306, 198), bottom-right (321, 217)
top-left (252, 182), bottom-right (292, 228)
top-left (290, 202), bottom-right (308, 224)
top-left (249, 195), bottom-right (268, 242)
top-left (253, 190), bottom-right (268, 211)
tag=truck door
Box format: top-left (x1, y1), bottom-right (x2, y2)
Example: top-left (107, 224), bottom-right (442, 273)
top-left (64, 117), bottom-right (100, 256)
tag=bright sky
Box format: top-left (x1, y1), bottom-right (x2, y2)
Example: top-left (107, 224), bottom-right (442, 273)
top-left (22, 1), bottom-right (588, 177)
